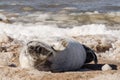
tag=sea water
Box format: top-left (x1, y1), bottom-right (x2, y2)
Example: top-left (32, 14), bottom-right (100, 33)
top-left (0, 0), bottom-right (120, 42)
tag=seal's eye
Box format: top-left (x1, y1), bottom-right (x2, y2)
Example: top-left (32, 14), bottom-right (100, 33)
top-left (29, 46), bottom-right (34, 50)
top-left (36, 46), bottom-right (42, 53)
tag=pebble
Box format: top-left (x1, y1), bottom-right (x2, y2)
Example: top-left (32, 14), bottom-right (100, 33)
top-left (102, 64), bottom-right (112, 71)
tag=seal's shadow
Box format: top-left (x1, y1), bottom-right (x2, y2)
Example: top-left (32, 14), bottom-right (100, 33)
top-left (80, 64), bottom-right (117, 71)
top-left (51, 64), bottom-right (117, 73)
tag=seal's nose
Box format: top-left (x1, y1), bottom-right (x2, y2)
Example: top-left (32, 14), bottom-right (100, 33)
top-left (30, 46), bottom-right (34, 49)
top-left (28, 46), bottom-right (35, 51)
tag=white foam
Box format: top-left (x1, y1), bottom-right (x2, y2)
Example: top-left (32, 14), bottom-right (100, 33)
top-left (69, 24), bottom-right (109, 36)
top-left (0, 23), bottom-right (119, 42)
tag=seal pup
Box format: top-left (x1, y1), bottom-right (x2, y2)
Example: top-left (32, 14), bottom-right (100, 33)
top-left (19, 38), bottom-right (98, 72)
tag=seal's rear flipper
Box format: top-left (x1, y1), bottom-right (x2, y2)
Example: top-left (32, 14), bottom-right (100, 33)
top-left (51, 39), bottom-right (68, 51)
top-left (82, 45), bottom-right (98, 64)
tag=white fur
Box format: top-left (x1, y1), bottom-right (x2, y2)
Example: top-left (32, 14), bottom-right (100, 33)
top-left (19, 46), bottom-right (35, 69)
top-left (52, 39), bottom-right (68, 51)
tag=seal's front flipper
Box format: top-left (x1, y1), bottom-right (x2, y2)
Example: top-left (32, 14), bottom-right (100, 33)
top-left (51, 39), bottom-right (68, 51)
top-left (82, 45), bottom-right (98, 64)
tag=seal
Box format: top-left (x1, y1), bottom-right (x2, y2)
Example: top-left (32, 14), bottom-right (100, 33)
top-left (19, 38), bottom-right (98, 72)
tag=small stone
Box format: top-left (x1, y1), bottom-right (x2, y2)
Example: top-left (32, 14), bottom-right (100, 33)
top-left (102, 64), bottom-right (112, 71)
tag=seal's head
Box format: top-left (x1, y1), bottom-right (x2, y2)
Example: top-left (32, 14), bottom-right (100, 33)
top-left (27, 41), bottom-right (53, 62)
